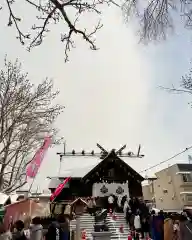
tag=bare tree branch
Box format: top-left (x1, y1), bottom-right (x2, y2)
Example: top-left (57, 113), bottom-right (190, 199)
top-left (160, 66), bottom-right (192, 107)
top-left (0, 57), bottom-right (64, 194)
top-left (2, 0), bottom-right (116, 62)
top-left (122, 0), bottom-right (192, 43)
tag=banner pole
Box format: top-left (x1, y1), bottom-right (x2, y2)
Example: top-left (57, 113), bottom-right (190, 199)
top-left (27, 167), bottom-right (38, 197)
top-left (26, 136), bottom-right (51, 197)
top-left (28, 176), bottom-right (36, 194)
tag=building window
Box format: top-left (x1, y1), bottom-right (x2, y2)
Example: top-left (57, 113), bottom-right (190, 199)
top-left (186, 194), bottom-right (192, 202)
top-left (182, 173), bottom-right (192, 182)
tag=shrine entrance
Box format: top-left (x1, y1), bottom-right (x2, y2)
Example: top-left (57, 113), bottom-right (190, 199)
top-left (49, 144), bottom-right (144, 203)
top-left (82, 149), bottom-right (144, 201)
top-left (92, 183), bottom-right (129, 198)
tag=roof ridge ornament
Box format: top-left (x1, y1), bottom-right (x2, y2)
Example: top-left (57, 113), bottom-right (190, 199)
top-left (56, 143), bottom-right (144, 159)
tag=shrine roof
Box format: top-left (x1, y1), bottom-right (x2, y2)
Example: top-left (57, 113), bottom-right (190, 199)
top-left (48, 152), bottom-right (144, 183)
top-left (59, 165), bottom-right (99, 178)
top-left (82, 150), bottom-right (144, 181)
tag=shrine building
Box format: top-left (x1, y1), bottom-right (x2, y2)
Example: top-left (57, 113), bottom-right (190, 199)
top-left (48, 149), bottom-right (144, 201)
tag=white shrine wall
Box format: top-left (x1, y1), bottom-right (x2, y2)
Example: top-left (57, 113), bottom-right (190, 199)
top-left (92, 183), bottom-right (129, 198)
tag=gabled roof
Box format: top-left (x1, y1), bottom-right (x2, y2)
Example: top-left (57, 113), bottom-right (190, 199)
top-left (82, 150), bottom-right (144, 181)
top-left (58, 164), bottom-right (99, 178)
top-left (48, 156), bottom-right (102, 179)
top-left (48, 151), bottom-right (144, 185)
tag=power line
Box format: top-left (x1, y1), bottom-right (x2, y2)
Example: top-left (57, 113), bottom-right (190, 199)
top-left (139, 145), bottom-right (192, 174)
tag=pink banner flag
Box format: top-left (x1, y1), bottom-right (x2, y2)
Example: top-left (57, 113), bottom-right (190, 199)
top-left (50, 177), bottom-right (71, 202)
top-left (26, 136), bottom-right (51, 178)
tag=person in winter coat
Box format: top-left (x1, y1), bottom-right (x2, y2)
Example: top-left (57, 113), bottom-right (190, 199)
top-left (141, 216), bottom-right (150, 239)
top-left (87, 197), bottom-right (94, 215)
top-left (57, 215), bottom-right (70, 240)
top-left (24, 216), bottom-right (32, 240)
top-left (12, 220), bottom-right (27, 240)
top-left (29, 217), bottom-right (43, 240)
top-left (108, 195), bottom-right (114, 212)
top-left (123, 200), bottom-right (129, 218)
top-left (134, 210), bottom-right (141, 240)
top-left (45, 221), bottom-right (63, 240)
top-left (0, 224), bottom-right (12, 240)
top-left (134, 211), bottom-right (141, 232)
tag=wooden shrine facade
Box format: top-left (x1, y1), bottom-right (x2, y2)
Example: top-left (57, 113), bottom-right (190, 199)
top-left (83, 150), bottom-right (144, 197)
top-left (49, 150), bottom-right (144, 201)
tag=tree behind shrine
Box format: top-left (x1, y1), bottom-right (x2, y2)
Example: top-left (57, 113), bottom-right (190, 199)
top-left (0, 57), bottom-right (64, 194)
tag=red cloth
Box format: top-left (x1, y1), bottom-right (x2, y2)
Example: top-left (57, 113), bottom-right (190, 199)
top-left (50, 177), bottom-right (71, 201)
top-left (26, 136), bottom-right (51, 178)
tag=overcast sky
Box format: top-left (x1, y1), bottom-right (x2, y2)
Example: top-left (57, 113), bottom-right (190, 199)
top-left (1, 3), bottom-right (192, 191)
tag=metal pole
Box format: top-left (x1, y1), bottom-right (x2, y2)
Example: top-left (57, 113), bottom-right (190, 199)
top-left (28, 177), bottom-right (36, 197)
top-left (58, 141), bottom-right (65, 175)
top-left (58, 155), bottom-right (62, 176)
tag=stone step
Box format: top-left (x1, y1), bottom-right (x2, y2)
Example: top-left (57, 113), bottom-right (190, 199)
top-left (80, 218), bottom-right (94, 220)
top-left (109, 226), bottom-right (129, 229)
top-left (78, 221), bottom-right (95, 223)
top-left (110, 230), bottom-right (129, 234)
top-left (109, 229), bottom-right (129, 232)
top-left (70, 225), bottom-right (94, 228)
top-left (108, 224), bottom-right (129, 228)
top-left (108, 225), bottom-right (129, 228)
top-left (106, 213), bottom-right (130, 240)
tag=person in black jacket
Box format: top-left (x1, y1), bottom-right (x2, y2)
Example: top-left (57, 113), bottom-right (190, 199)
top-left (141, 216), bottom-right (150, 239)
top-left (12, 220), bottom-right (27, 240)
top-left (45, 220), bottom-right (63, 240)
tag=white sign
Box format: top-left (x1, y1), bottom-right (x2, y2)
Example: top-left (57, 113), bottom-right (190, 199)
top-left (92, 183), bottom-right (129, 198)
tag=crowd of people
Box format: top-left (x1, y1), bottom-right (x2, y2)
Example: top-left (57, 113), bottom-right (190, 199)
top-left (106, 194), bottom-right (191, 240)
top-left (0, 215), bottom-right (70, 240)
top-left (0, 195), bottom-right (190, 240)
top-left (107, 195), bottom-right (158, 239)
top-left (86, 194), bottom-right (165, 239)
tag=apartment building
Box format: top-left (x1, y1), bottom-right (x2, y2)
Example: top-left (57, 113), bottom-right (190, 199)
top-left (142, 163), bottom-right (192, 211)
